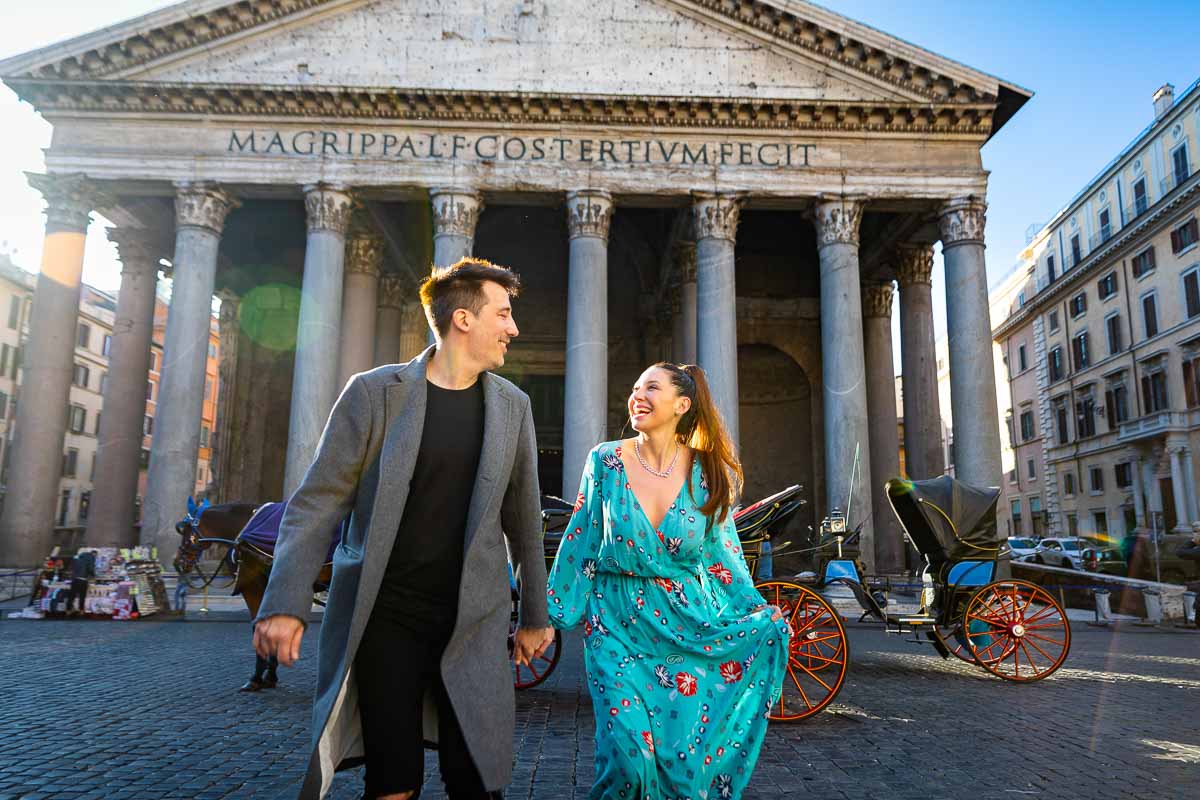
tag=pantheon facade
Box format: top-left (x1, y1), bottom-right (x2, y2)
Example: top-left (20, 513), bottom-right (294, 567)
top-left (0, 0), bottom-right (1028, 572)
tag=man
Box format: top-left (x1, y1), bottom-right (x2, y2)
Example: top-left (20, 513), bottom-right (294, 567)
top-left (254, 258), bottom-right (554, 799)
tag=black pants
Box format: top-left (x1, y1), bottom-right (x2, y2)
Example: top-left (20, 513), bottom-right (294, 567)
top-left (355, 616), bottom-right (495, 800)
top-left (67, 578), bottom-right (88, 612)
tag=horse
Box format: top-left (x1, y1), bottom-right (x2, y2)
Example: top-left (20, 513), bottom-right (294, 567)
top-left (174, 498), bottom-right (334, 692)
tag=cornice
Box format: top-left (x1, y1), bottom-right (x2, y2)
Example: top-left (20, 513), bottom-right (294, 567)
top-left (4, 78), bottom-right (997, 135)
top-left (993, 176), bottom-right (1200, 341)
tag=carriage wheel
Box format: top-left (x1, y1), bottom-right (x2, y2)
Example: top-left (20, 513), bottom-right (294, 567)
top-left (508, 613), bottom-right (562, 690)
top-left (755, 581), bottom-right (849, 722)
top-left (932, 619), bottom-right (1015, 666)
top-left (181, 540), bottom-right (238, 591)
top-left (962, 580), bottom-right (1071, 682)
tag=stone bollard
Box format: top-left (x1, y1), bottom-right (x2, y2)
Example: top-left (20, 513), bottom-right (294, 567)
top-left (1183, 591), bottom-right (1197, 626)
top-left (1088, 587), bottom-right (1112, 627)
top-left (1136, 587), bottom-right (1163, 626)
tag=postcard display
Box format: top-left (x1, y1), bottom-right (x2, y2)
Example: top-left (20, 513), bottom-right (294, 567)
top-left (25, 547), bottom-right (168, 620)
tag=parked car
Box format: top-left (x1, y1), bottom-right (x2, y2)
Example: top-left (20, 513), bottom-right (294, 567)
top-left (1029, 537), bottom-right (1088, 569)
top-left (1081, 546), bottom-right (1126, 576)
top-left (1006, 537), bottom-right (1040, 560)
top-left (1122, 532), bottom-right (1200, 584)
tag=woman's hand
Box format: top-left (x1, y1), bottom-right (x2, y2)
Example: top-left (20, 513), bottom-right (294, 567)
top-left (752, 604), bottom-right (785, 621)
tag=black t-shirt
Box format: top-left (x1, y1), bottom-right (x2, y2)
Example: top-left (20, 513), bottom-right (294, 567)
top-left (373, 378), bottom-right (486, 637)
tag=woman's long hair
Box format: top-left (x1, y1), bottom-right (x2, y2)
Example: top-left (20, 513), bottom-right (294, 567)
top-left (650, 362), bottom-right (743, 524)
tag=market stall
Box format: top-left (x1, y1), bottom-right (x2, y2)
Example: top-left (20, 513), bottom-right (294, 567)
top-left (12, 546), bottom-right (169, 620)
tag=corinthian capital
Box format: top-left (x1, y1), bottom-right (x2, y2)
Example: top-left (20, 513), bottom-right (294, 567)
top-left (430, 188), bottom-right (484, 238)
top-left (939, 197), bottom-right (987, 247)
top-left (27, 172), bottom-right (111, 234)
top-left (565, 189), bottom-right (614, 241)
top-left (344, 210), bottom-right (384, 277)
top-left (107, 227), bottom-right (167, 277)
top-left (378, 275), bottom-right (407, 309)
top-left (303, 183), bottom-right (354, 235)
top-left (673, 240), bottom-right (697, 283)
top-left (175, 182), bottom-right (239, 235)
top-left (811, 196), bottom-right (864, 247)
top-left (691, 193), bottom-right (742, 242)
top-left (895, 244), bottom-right (935, 287)
top-left (861, 281), bottom-right (895, 318)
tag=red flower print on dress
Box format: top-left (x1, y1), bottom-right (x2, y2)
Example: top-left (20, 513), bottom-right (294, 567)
top-left (584, 620), bottom-right (594, 637)
top-left (654, 577), bottom-right (675, 592)
top-left (574, 492), bottom-right (585, 512)
top-left (719, 661), bottom-right (743, 683)
top-left (642, 731), bottom-right (655, 751)
top-left (675, 671), bottom-right (698, 696)
top-left (707, 563), bottom-right (733, 585)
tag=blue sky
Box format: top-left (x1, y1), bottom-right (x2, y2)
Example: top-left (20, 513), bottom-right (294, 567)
top-left (1, 0), bottom-right (1198, 337)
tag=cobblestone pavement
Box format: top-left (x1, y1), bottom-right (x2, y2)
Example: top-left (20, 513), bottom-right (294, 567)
top-left (0, 616), bottom-right (1196, 800)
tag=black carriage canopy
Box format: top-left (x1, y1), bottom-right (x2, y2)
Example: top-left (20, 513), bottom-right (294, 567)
top-left (885, 476), bottom-right (1002, 564)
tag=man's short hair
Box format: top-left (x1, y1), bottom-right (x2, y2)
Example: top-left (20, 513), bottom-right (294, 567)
top-left (418, 257), bottom-right (522, 337)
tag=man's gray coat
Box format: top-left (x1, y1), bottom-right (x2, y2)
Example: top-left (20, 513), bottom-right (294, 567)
top-left (256, 346), bottom-right (549, 799)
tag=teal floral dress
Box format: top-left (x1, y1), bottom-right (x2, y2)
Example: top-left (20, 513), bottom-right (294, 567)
top-left (547, 442), bottom-right (790, 800)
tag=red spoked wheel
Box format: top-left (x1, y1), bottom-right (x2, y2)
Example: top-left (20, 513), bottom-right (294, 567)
top-left (755, 580), bottom-right (849, 721)
top-left (962, 580), bottom-right (1071, 682)
top-left (932, 616), bottom-right (1016, 666)
top-left (509, 612), bottom-right (562, 690)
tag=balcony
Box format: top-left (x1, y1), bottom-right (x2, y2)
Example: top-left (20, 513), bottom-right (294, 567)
top-left (1117, 411), bottom-right (1188, 442)
top-left (1160, 164), bottom-right (1193, 197)
top-left (1087, 226), bottom-right (1114, 251)
top-left (1123, 197), bottom-right (1150, 224)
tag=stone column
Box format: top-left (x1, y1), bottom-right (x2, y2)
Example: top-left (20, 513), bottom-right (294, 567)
top-left (896, 244), bottom-right (945, 480)
top-left (210, 290), bottom-right (240, 503)
top-left (399, 301), bottom-right (430, 362)
top-left (1167, 439), bottom-right (1192, 532)
top-left (1183, 446), bottom-right (1199, 523)
top-left (0, 174), bottom-right (108, 565)
top-left (283, 184), bottom-right (354, 496)
top-left (562, 189), bottom-right (613, 498)
top-left (430, 188), bottom-right (483, 267)
top-left (692, 193), bottom-right (742, 448)
top-left (673, 241), bottom-right (698, 364)
top-left (374, 276), bottom-right (405, 366)
top-left (88, 229), bottom-right (163, 547)
top-left (863, 281), bottom-right (902, 573)
top-left (939, 197), bottom-right (1002, 488)
top-left (1126, 449), bottom-right (1148, 531)
top-left (142, 183), bottom-right (238, 563)
top-left (337, 217), bottom-right (383, 386)
top-left (813, 196), bottom-right (874, 569)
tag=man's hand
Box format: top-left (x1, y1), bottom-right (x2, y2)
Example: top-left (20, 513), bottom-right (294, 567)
top-left (253, 615), bottom-right (306, 667)
top-left (513, 626), bottom-right (555, 667)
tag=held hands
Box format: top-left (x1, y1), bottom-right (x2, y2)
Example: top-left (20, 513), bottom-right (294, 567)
top-left (253, 614), bottom-right (306, 667)
top-left (513, 626), bottom-right (555, 667)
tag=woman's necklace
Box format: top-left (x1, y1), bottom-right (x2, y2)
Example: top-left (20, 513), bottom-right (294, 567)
top-left (635, 439), bottom-right (678, 478)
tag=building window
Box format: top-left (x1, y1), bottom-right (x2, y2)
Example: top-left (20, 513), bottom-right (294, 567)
top-left (147, 381), bottom-right (155, 401)
top-left (0, 391), bottom-right (6, 421)
top-left (1105, 383), bottom-right (1130, 424)
top-left (1183, 354), bottom-right (1200, 408)
top-left (1071, 331), bottom-right (1090, 370)
top-left (204, 380), bottom-right (213, 400)
top-left (1008, 468), bottom-right (1018, 484)
top-left (1070, 292), bottom-right (1087, 317)
top-left (1184, 269), bottom-right (1200, 319)
top-left (1131, 246), bottom-right (1156, 278)
top-left (1141, 368), bottom-right (1170, 413)
top-left (1115, 462), bottom-right (1133, 489)
top-left (1018, 344), bottom-right (1027, 373)
top-left (1142, 292), bottom-right (1159, 338)
top-left (6, 296), bottom-right (19, 329)
top-left (1048, 347), bottom-right (1065, 382)
top-left (0, 344), bottom-right (9, 377)
top-left (102, 334), bottom-right (112, 356)
top-left (143, 415), bottom-right (154, 436)
top-left (1098, 271), bottom-right (1118, 299)
top-left (148, 352), bottom-right (157, 372)
top-left (1019, 410), bottom-right (1035, 441)
top-left (94, 412), bottom-right (102, 436)
top-left (79, 490), bottom-right (91, 521)
top-left (1093, 510), bottom-right (1109, 537)
top-left (58, 489), bottom-right (71, 527)
top-left (1049, 309), bottom-right (1059, 332)
top-left (1172, 142), bottom-right (1191, 187)
top-left (1011, 499), bottom-right (1022, 535)
top-left (1063, 472), bottom-right (1076, 497)
top-left (139, 448), bottom-right (151, 468)
top-left (1054, 399), bottom-right (1071, 445)
top-left (200, 425), bottom-right (210, 448)
top-left (62, 448), bottom-right (79, 478)
top-left (1089, 466), bottom-right (1104, 493)
top-left (68, 405), bottom-right (87, 434)
top-left (1071, 234), bottom-right (1082, 266)
top-left (1075, 393), bottom-right (1096, 439)
top-left (72, 363), bottom-right (89, 389)
top-left (1047, 254), bottom-right (1057, 284)
top-left (1132, 178), bottom-right (1148, 217)
top-left (1027, 459), bottom-right (1036, 480)
top-left (1066, 513), bottom-right (1079, 537)
top-left (76, 323), bottom-right (90, 349)
top-left (1105, 313), bottom-right (1123, 354)
top-left (1098, 208), bottom-right (1112, 243)
top-left (1172, 218), bottom-right (1199, 254)
top-left (208, 342), bottom-right (217, 359)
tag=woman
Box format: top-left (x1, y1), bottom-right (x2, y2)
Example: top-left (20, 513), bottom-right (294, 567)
top-left (547, 362), bottom-right (790, 800)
